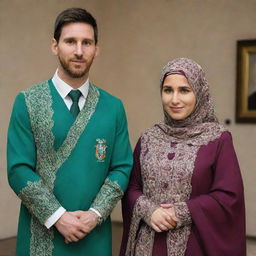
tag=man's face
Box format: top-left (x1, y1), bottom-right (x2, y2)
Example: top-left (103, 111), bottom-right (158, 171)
top-left (52, 22), bottom-right (98, 80)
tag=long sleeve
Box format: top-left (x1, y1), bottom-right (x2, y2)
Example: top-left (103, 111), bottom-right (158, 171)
top-left (185, 132), bottom-right (246, 256)
top-left (123, 139), bottom-right (158, 224)
top-left (7, 93), bottom-right (62, 225)
top-left (90, 100), bottom-right (133, 223)
top-left (173, 201), bottom-right (191, 228)
top-left (119, 139), bottom-right (159, 256)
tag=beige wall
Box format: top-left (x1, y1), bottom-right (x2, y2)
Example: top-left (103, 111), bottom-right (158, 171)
top-left (1, 0), bottom-right (255, 239)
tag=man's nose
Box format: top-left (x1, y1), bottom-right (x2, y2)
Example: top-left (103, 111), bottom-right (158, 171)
top-left (74, 43), bottom-right (83, 56)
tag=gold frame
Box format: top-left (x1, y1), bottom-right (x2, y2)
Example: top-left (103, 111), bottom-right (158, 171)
top-left (236, 39), bottom-right (256, 123)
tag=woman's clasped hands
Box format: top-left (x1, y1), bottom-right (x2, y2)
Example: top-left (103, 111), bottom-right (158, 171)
top-left (149, 203), bottom-right (178, 232)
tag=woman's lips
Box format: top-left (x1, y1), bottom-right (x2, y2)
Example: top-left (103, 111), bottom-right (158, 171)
top-left (170, 106), bottom-right (184, 112)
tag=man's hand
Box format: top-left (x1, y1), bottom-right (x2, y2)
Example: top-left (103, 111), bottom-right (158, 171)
top-left (150, 204), bottom-right (178, 232)
top-left (71, 210), bottom-right (98, 234)
top-left (54, 212), bottom-right (88, 243)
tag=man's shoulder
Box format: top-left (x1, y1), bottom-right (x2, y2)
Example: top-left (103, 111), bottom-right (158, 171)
top-left (12, 80), bottom-right (49, 107)
top-left (92, 84), bottom-right (121, 105)
top-left (22, 80), bottom-right (49, 95)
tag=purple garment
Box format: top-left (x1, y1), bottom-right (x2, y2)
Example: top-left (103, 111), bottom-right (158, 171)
top-left (120, 131), bottom-right (246, 256)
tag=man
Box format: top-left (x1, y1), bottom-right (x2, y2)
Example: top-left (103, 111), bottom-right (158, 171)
top-left (7, 8), bottom-right (133, 256)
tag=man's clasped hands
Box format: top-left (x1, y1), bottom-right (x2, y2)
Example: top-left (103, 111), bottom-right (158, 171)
top-left (55, 210), bottom-right (98, 244)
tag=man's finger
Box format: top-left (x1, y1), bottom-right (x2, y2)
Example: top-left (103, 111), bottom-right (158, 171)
top-left (76, 230), bottom-right (87, 239)
top-left (69, 234), bottom-right (79, 242)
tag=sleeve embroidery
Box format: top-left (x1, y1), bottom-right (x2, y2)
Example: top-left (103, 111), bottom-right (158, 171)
top-left (174, 202), bottom-right (192, 229)
top-left (18, 180), bottom-right (61, 225)
top-left (90, 178), bottom-right (124, 224)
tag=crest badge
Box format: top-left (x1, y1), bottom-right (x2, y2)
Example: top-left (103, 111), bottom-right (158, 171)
top-left (95, 139), bottom-right (107, 162)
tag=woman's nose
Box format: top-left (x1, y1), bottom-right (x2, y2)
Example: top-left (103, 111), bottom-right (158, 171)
top-left (171, 92), bottom-right (179, 104)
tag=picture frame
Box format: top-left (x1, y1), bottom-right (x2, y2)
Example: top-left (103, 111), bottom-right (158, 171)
top-left (236, 39), bottom-right (256, 123)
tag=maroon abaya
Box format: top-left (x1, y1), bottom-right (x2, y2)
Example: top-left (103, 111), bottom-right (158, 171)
top-left (120, 132), bottom-right (246, 256)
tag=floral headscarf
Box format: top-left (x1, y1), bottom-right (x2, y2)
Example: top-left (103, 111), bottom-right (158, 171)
top-left (158, 58), bottom-right (224, 143)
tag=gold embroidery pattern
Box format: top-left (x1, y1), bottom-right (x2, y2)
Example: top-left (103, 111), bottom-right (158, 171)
top-left (91, 178), bottom-right (123, 224)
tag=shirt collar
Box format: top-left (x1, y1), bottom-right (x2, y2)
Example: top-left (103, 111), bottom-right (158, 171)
top-left (52, 70), bottom-right (90, 99)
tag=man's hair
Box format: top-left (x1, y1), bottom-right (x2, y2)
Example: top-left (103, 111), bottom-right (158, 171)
top-left (54, 8), bottom-right (98, 44)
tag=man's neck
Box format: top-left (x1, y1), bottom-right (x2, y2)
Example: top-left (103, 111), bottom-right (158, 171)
top-left (57, 70), bottom-right (88, 89)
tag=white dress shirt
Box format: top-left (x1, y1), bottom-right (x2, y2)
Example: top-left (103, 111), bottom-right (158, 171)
top-left (52, 70), bottom-right (89, 111)
top-left (44, 71), bottom-right (101, 229)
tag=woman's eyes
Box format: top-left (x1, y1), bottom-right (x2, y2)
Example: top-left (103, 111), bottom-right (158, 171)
top-left (163, 87), bottom-right (191, 93)
top-left (163, 88), bottom-right (172, 93)
top-left (180, 87), bottom-right (191, 93)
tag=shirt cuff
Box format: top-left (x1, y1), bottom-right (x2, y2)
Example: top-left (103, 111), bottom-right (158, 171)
top-left (173, 202), bottom-right (192, 228)
top-left (89, 207), bottom-right (102, 217)
top-left (44, 207), bottom-right (66, 229)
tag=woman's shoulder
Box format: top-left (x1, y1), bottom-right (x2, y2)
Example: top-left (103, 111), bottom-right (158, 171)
top-left (140, 123), bottom-right (163, 139)
top-left (219, 130), bottom-right (232, 140)
top-left (211, 130), bottom-right (233, 145)
top-left (216, 130), bottom-right (235, 151)
top-left (201, 130), bottom-right (234, 156)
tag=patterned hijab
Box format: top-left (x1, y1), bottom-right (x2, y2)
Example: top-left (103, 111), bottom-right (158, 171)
top-left (157, 57), bottom-right (224, 143)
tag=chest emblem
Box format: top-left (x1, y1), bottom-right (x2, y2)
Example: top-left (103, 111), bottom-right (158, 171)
top-left (95, 139), bottom-right (107, 162)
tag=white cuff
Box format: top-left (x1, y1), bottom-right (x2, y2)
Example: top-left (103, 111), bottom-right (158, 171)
top-left (44, 207), bottom-right (66, 229)
top-left (89, 207), bottom-right (102, 217)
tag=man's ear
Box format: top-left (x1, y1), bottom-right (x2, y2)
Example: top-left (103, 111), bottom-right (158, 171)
top-left (95, 45), bottom-right (99, 57)
top-left (51, 38), bottom-right (58, 56)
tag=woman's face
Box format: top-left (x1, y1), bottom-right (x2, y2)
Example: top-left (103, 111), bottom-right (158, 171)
top-left (161, 74), bottom-right (196, 120)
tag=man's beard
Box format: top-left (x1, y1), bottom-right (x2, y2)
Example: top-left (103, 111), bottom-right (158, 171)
top-left (59, 56), bottom-right (90, 78)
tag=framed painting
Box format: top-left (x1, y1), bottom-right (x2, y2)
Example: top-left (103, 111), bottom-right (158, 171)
top-left (236, 39), bottom-right (256, 123)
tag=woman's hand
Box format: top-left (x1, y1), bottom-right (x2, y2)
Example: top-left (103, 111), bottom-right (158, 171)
top-left (150, 205), bottom-right (178, 232)
top-left (160, 203), bottom-right (178, 223)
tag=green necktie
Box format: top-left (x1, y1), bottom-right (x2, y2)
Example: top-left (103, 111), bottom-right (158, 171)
top-left (69, 90), bottom-right (82, 117)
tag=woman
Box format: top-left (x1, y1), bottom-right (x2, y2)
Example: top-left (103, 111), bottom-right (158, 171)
top-left (120, 58), bottom-right (246, 256)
